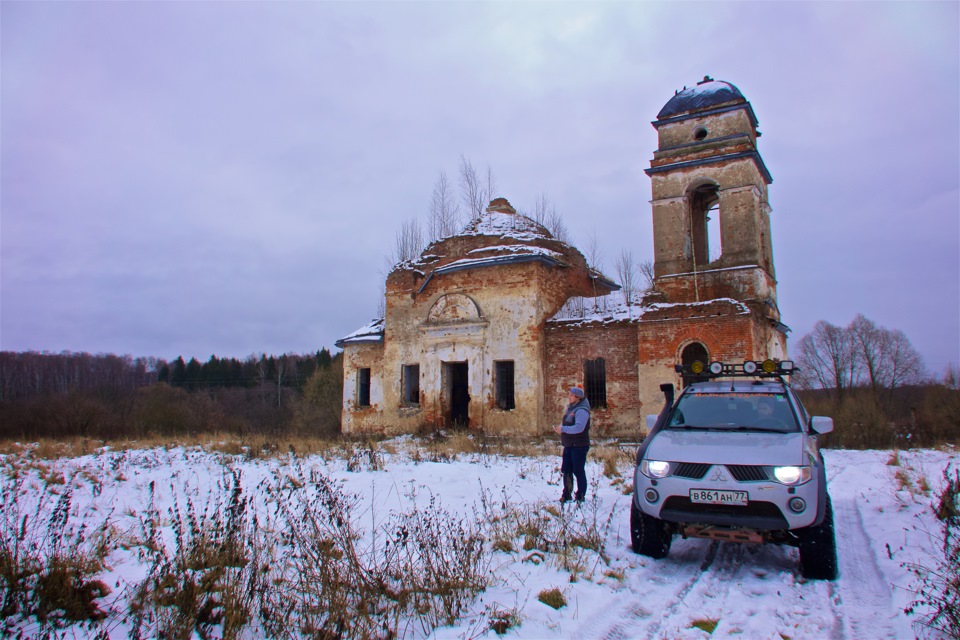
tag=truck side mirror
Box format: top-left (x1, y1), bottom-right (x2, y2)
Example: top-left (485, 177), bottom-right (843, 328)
top-left (811, 416), bottom-right (834, 435)
top-left (646, 414), bottom-right (659, 431)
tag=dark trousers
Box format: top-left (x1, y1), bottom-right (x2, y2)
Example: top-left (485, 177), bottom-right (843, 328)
top-left (560, 446), bottom-right (590, 500)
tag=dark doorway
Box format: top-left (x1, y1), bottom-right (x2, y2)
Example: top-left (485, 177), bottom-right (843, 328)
top-left (444, 361), bottom-right (470, 428)
top-left (680, 342), bottom-right (709, 388)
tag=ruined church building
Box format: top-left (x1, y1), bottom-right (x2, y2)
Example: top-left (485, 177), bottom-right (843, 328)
top-left (337, 78), bottom-right (788, 436)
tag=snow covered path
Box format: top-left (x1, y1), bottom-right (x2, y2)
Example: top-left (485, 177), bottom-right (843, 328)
top-left (2, 444), bottom-right (956, 639)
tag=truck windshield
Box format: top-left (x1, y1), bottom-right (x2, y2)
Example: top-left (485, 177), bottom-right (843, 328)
top-left (667, 392), bottom-right (800, 433)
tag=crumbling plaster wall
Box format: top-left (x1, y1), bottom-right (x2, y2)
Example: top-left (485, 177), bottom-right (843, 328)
top-left (340, 341), bottom-right (385, 433)
top-left (650, 157), bottom-right (772, 279)
top-left (376, 250), bottom-right (596, 436)
top-left (654, 109), bottom-right (757, 153)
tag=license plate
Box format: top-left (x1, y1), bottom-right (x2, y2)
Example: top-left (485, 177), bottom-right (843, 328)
top-left (690, 489), bottom-right (748, 506)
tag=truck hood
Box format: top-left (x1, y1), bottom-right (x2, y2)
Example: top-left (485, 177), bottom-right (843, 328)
top-left (644, 429), bottom-right (806, 466)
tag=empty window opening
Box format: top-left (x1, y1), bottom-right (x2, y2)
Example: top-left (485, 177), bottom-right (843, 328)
top-left (402, 364), bottom-right (420, 405)
top-left (357, 368), bottom-right (371, 408)
top-left (584, 358), bottom-right (607, 409)
top-left (694, 127), bottom-right (708, 141)
top-left (495, 360), bottom-right (515, 410)
top-left (690, 184), bottom-right (720, 266)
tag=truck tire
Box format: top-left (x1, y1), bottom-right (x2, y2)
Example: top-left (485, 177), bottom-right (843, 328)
top-left (630, 501), bottom-right (672, 559)
top-left (797, 494), bottom-right (838, 580)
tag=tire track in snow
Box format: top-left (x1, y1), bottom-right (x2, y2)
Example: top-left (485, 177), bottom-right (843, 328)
top-left (832, 496), bottom-right (896, 640)
top-left (567, 540), bottom-right (718, 640)
top-left (642, 541), bottom-right (746, 639)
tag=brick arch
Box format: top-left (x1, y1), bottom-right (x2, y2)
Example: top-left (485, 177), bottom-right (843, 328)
top-left (684, 176), bottom-right (721, 196)
top-left (674, 334), bottom-right (712, 362)
top-left (678, 340), bottom-right (709, 366)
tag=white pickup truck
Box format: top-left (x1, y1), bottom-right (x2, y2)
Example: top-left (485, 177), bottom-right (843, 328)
top-left (631, 360), bottom-right (838, 580)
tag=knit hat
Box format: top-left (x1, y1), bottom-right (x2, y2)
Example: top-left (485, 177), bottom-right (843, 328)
top-left (569, 387), bottom-right (585, 399)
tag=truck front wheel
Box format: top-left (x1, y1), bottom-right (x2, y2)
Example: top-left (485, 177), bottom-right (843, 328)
top-left (797, 494), bottom-right (838, 580)
top-left (630, 501), bottom-right (672, 558)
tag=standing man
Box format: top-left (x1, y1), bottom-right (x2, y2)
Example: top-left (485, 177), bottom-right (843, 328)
top-left (554, 386), bottom-right (591, 503)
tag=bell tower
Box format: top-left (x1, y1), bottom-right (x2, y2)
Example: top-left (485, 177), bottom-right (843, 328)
top-left (645, 77), bottom-right (778, 322)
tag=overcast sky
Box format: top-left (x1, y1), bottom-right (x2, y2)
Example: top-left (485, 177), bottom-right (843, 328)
top-left (2, 1), bottom-right (958, 375)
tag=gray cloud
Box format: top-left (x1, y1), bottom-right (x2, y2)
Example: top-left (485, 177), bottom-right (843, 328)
top-left (2, 1), bottom-right (958, 374)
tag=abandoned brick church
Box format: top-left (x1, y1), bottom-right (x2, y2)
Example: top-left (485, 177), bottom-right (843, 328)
top-left (336, 78), bottom-right (788, 436)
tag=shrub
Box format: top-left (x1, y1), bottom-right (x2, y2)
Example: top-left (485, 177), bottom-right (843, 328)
top-left (127, 468), bottom-right (261, 639)
top-left (906, 464), bottom-right (960, 637)
top-left (0, 473), bottom-right (112, 636)
top-left (487, 605), bottom-right (522, 635)
top-left (261, 462), bottom-right (489, 638)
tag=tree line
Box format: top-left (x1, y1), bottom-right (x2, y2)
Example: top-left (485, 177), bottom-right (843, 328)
top-left (792, 314), bottom-right (959, 449)
top-left (0, 349), bottom-right (343, 442)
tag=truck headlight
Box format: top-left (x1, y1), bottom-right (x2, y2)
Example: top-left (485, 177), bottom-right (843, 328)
top-left (772, 466), bottom-right (812, 485)
top-left (641, 460), bottom-right (672, 478)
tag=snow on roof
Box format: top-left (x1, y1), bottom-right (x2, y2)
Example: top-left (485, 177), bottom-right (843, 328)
top-left (657, 77), bottom-right (744, 119)
top-left (467, 244), bottom-right (564, 259)
top-left (335, 318), bottom-right (384, 347)
top-left (549, 295), bottom-right (750, 325)
top-left (461, 210), bottom-right (551, 242)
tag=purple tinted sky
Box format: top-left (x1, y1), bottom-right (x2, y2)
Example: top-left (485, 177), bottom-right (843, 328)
top-left (2, 2), bottom-right (958, 374)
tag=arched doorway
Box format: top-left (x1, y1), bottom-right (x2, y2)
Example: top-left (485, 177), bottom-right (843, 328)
top-left (680, 342), bottom-right (709, 388)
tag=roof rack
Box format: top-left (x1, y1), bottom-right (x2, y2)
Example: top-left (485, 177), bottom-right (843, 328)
top-left (674, 359), bottom-right (796, 379)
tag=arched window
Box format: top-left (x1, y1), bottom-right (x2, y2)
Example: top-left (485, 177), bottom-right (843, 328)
top-left (690, 184), bottom-right (720, 266)
top-left (680, 342), bottom-right (709, 388)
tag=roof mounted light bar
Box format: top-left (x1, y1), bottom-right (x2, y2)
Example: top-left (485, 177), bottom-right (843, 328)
top-left (674, 359), bottom-right (795, 378)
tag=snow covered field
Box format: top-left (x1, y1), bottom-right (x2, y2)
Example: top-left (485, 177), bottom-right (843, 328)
top-left (2, 441), bottom-right (956, 639)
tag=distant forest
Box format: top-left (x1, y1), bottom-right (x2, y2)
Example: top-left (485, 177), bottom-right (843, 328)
top-left (0, 350), bottom-right (343, 441)
top-left (1, 336), bottom-right (958, 449)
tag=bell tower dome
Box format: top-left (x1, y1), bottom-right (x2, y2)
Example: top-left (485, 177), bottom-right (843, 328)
top-left (645, 77), bottom-right (778, 321)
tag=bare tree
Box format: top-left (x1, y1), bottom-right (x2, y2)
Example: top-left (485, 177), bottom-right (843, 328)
top-left (944, 364), bottom-right (959, 390)
top-left (428, 170), bottom-right (461, 240)
top-left (795, 315), bottom-right (926, 406)
top-left (485, 165), bottom-right (498, 204)
top-left (878, 327), bottom-right (925, 398)
top-left (848, 313), bottom-right (925, 400)
top-left (546, 209), bottom-right (569, 243)
top-left (638, 259), bottom-right (655, 292)
top-left (615, 249), bottom-right (637, 309)
top-left (584, 231), bottom-right (603, 272)
top-left (530, 192), bottom-right (551, 226)
top-left (459, 156), bottom-right (485, 222)
top-left (793, 320), bottom-right (855, 401)
top-left (848, 314), bottom-right (885, 395)
top-left (391, 218), bottom-right (425, 265)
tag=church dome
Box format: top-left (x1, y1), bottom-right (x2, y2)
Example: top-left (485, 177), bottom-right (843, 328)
top-left (657, 77), bottom-right (745, 119)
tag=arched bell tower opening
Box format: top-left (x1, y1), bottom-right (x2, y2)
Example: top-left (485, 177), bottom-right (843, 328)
top-left (689, 183), bottom-right (720, 267)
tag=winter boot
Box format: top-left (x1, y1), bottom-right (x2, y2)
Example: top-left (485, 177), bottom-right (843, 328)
top-left (560, 474), bottom-right (574, 503)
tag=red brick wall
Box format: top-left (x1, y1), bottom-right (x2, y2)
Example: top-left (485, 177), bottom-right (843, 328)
top-left (544, 320), bottom-right (642, 437)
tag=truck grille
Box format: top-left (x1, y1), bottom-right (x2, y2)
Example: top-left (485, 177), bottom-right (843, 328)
top-left (726, 465), bottom-right (769, 482)
top-left (672, 462), bottom-right (710, 479)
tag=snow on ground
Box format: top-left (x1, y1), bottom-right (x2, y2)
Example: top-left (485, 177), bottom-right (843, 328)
top-left (2, 442), bottom-right (956, 639)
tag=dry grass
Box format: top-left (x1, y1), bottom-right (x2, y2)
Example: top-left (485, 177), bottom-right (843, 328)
top-left (536, 587), bottom-right (566, 609)
top-left (691, 618), bottom-right (719, 634)
top-left (1, 432), bottom-right (632, 637)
